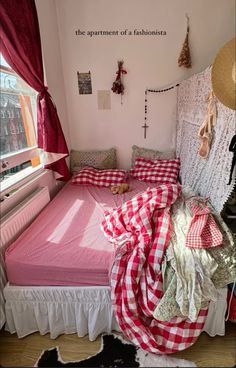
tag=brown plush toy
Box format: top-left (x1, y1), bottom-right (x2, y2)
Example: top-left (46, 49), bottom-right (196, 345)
top-left (111, 183), bottom-right (129, 194)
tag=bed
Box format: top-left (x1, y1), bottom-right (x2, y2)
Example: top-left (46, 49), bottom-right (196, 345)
top-left (2, 63), bottom-right (235, 353)
top-left (3, 173), bottom-right (235, 351)
top-left (3, 177), bottom-right (160, 339)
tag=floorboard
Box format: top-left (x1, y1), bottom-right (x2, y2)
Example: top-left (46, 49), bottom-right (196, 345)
top-left (0, 322), bottom-right (235, 367)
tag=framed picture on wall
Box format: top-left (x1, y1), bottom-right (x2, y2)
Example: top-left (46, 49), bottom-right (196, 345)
top-left (77, 71), bottom-right (92, 94)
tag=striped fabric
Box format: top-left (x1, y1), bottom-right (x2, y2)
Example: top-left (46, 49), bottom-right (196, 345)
top-left (130, 157), bottom-right (180, 184)
top-left (71, 167), bottom-right (127, 187)
top-left (101, 184), bottom-right (208, 354)
top-left (185, 200), bottom-right (223, 248)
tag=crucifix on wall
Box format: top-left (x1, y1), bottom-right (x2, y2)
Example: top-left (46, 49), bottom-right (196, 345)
top-left (142, 122), bottom-right (149, 139)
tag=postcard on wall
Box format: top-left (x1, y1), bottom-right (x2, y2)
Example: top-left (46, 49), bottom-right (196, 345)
top-left (77, 71), bottom-right (92, 94)
top-left (97, 90), bottom-right (111, 110)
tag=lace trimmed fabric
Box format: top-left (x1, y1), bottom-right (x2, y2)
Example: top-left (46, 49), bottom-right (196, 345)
top-left (176, 66), bottom-right (236, 213)
top-left (153, 187), bottom-right (236, 322)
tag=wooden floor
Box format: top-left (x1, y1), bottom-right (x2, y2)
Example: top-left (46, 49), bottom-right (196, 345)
top-left (0, 322), bottom-right (235, 367)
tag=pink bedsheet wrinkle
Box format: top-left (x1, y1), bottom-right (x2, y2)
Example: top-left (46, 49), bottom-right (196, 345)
top-left (5, 179), bottom-right (154, 286)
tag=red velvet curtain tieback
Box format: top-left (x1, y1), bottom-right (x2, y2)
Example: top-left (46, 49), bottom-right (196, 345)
top-left (38, 86), bottom-right (50, 97)
top-left (41, 85), bottom-right (48, 93)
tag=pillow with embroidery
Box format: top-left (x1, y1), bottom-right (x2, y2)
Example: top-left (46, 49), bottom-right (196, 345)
top-left (130, 157), bottom-right (180, 184)
top-left (71, 167), bottom-right (127, 187)
top-left (70, 147), bottom-right (117, 174)
top-left (131, 145), bottom-right (175, 167)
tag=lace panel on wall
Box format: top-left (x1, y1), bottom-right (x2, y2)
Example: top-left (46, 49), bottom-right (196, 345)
top-left (176, 66), bottom-right (235, 213)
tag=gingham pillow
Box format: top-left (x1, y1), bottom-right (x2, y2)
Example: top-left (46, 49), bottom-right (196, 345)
top-left (130, 157), bottom-right (180, 184)
top-left (131, 145), bottom-right (175, 166)
top-left (71, 167), bottom-right (127, 187)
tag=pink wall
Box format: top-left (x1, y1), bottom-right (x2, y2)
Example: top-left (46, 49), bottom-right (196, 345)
top-left (37, 0), bottom-right (235, 169)
top-left (36, 0), bottom-right (71, 151)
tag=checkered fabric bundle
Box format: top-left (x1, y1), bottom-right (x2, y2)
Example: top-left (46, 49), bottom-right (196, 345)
top-left (185, 200), bottom-right (223, 248)
top-left (71, 167), bottom-right (127, 187)
top-left (101, 184), bottom-right (208, 354)
top-left (130, 157), bottom-right (180, 184)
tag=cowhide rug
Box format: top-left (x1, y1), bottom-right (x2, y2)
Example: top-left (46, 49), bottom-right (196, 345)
top-left (35, 334), bottom-right (196, 367)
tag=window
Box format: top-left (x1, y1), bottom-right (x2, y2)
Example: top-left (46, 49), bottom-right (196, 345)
top-left (0, 55), bottom-right (41, 189)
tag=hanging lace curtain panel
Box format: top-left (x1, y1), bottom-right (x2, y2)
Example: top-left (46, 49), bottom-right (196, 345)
top-left (176, 66), bottom-right (236, 213)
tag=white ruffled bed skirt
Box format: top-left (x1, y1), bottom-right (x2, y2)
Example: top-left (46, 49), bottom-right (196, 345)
top-left (3, 284), bottom-right (119, 340)
top-left (3, 284), bottom-right (227, 340)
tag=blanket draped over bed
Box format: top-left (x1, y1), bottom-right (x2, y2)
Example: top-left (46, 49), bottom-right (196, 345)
top-left (101, 184), bottom-right (236, 354)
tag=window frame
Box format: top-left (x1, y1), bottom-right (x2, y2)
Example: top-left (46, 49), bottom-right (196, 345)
top-left (0, 146), bottom-right (39, 173)
top-left (0, 55), bottom-right (42, 192)
top-left (0, 164), bottom-right (44, 197)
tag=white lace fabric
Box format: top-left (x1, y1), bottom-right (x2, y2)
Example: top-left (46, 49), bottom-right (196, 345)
top-left (176, 66), bottom-right (236, 213)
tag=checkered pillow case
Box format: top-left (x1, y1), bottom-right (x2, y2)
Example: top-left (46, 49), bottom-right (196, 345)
top-left (71, 167), bottom-right (127, 187)
top-left (130, 157), bottom-right (180, 184)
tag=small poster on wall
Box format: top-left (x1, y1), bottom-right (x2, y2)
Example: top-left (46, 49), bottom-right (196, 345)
top-left (77, 71), bottom-right (92, 94)
top-left (97, 90), bottom-right (111, 110)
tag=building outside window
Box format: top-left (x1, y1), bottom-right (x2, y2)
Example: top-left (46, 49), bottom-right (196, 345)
top-left (0, 55), bottom-right (41, 187)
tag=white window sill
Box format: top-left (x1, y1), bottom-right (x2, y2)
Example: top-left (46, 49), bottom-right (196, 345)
top-left (0, 165), bottom-right (45, 197)
top-left (0, 147), bottom-right (39, 173)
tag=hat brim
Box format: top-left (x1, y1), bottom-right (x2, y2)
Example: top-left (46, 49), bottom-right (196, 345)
top-left (211, 38), bottom-right (236, 110)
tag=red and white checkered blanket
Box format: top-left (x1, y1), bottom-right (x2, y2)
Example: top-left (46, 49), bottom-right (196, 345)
top-left (101, 184), bottom-right (208, 354)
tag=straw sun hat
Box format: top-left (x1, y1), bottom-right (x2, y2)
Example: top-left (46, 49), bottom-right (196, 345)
top-left (211, 37), bottom-right (236, 110)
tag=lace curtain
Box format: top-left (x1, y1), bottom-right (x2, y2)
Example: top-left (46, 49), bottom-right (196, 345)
top-left (176, 66), bottom-right (236, 213)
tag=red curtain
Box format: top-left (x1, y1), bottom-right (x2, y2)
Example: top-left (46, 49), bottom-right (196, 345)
top-left (0, 0), bottom-right (71, 180)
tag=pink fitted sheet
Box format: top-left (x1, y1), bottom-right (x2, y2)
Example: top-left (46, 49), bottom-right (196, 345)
top-left (5, 179), bottom-right (153, 286)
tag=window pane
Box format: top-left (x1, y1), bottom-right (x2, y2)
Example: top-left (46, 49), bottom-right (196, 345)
top-left (1, 93), bottom-right (28, 154)
top-left (0, 85), bottom-right (37, 155)
top-left (0, 55), bottom-right (40, 179)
